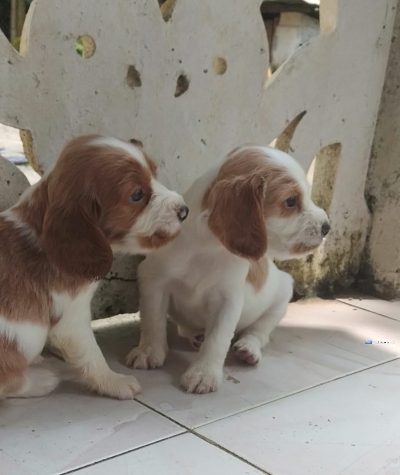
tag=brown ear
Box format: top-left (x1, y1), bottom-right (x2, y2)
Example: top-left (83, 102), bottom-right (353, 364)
top-left (41, 199), bottom-right (113, 280)
top-left (207, 175), bottom-right (267, 260)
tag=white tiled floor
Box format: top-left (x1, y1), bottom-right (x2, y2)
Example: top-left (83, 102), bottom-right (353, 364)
top-left (1, 297), bottom-right (400, 475)
top-left (339, 296), bottom-right (400, 322)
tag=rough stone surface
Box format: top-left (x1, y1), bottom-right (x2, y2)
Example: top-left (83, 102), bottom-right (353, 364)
top-left (361, 1), bottom-right (400, 299)
top-left (91, 255), bottom-right (144, 320)
top-left (0, 154), bottom-right (30, 212)
top-left (0, 0), bottom-right (397, 313)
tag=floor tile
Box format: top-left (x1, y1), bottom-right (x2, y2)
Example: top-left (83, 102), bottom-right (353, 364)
top-left (74, 433), bottom-right (263, 475)
top-left (95, 300), bottom-right (400, 428)
top-left (0, 356), bottom-right (182, 475)
top-left (338, 296), bottom-right (400, 322)
top-left (197, 358), bottom-right (400, 475)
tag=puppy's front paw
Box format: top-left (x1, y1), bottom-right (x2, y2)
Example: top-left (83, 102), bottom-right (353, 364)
top-left (180, 364), bottom-right (222, 394)
top-left (125, 345), bottom-right (167, 370)
top-left (94, 373), bottom-right (141, 400)
top-left (233, 336), bottom-right (262, 365)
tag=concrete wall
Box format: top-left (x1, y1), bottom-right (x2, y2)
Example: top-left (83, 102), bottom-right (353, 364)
top-left (0, 0), bottom-right (397, 314)
top-left (0, 154), bottom-right (30, 212)
top-left (360, 1), bottom-right (400, 299)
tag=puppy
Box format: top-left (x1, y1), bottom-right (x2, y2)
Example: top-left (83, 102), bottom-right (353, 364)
top-left (0, 135), bottom-right (188, 399)
top-left (126, 145), bottom-right (329, 393)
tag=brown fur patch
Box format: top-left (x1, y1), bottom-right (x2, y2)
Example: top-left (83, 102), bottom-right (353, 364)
top-left (206, 174), bottom-right (267, 260)
top-left (0, 336), bottom-right (27, 395)
top-left (138, 230), bottom-right (179, 249)
top-left (291, 243), bottom-right (319, 254)
top-left (37, 135), bottom-right (154, 280)
top-left (202, 147), bottom-right (303, 260)
top-left (0, 135), bottom-right (158, 324)
top-left (0, 213), bottom-right (52, 323)
top-left (246, 257), bottom-right (269, 292)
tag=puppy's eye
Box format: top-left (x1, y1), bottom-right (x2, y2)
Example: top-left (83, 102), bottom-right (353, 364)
top-left (285, 196), bottom-right (297, 208)
top-left (129, 189), bottom-right (143, 202)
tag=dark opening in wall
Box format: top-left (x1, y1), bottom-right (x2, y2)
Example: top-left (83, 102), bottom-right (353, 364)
top-left (158, 0), bottom-right (178, 22)
top-left (0, 0), bottom-right (31, 51)
top-left (260, 1), bottom-right (320, 81)
top-left (174, 73), bottom-right (189, 97)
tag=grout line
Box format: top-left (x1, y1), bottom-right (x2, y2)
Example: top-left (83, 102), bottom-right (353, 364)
top-left (193, 432), bottom-right (272, 474)
top-left (336, 299), bottom-right (400, 323)
top-left (60, 401), bottom-right (269, 475)
top-left (59, 432), bottom-right (185, 475)
top-left (193, 355), bottom-right (400, 429)
top-left (134, 399), bottom-right (270, 474)
top-left (134, 398), bottom-right (190, 431)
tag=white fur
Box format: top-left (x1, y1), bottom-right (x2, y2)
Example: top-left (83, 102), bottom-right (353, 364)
top-left (90, 136), bottom-right (147, 166)
top-left (127, 146), bottom-right (328, 393)
top-left (134, 180), bottom-right (184, 236)
top-left (113, 179), bottom-right (186, 255)
top-left (14, 367), bottom-right (59, 398)
top-left (2, 209), bottom-right (39, 246)
top-left (0, 317), bottom-right (47, 363)
top-left (49, 286), bottom-right (141, 400)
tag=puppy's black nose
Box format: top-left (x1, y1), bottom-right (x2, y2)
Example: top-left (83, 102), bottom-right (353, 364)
top-left (178, 205), bottom-right (189, 222)
top-left (321, 221), bottom-right (330, 237)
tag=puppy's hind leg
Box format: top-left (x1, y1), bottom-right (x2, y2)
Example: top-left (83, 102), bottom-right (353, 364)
top-left (233, 303), bottom-right (288, 365)
top-left (234, 272), bottom-right (293, 365)
top-left (0, 341), bottom-right (59, 398)
top-left (10, 367), bottom-right (59, 398)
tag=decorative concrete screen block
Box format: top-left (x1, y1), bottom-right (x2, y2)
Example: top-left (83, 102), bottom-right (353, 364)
top-left (361, 4), bottom-right (400, 299)
top-left (270, 12), bottom-right (319, 72)
top-left (91, 254), bottom-right (144, 320)
top-left (0, 155), bottom-right (30, 212)
top-left (0, 0), bottom-right (397, 311)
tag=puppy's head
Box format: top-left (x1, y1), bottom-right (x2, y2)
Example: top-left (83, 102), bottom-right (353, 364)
top-left (40, 135), bottom-right (187, 280)
top-left (203, 146), bottom-right (329, 260)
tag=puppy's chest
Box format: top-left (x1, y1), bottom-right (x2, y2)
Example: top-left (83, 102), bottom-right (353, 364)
top-left (174, 252), bottom-right (223, 288)
top-left (51, 283), bottom-right (98, 321)
top-left (167, 253), bottom-right (246, 326)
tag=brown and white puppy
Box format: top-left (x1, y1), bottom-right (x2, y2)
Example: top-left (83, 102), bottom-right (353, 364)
top-left (0, 135), bottom-right (188, 399)
top-left (126, 145), bottom-right (329, 393)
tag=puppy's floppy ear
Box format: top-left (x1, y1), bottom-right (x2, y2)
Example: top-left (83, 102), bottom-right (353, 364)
top-left (207, 175), bottom-right (267, 260)
top-left (41, 197), bottom-right (113, 280)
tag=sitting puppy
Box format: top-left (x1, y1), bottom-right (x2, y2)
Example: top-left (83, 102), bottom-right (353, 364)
top-left (126, 145), bottom-right (329, 394)
top-left (0, 135), bottom-right (188, 399)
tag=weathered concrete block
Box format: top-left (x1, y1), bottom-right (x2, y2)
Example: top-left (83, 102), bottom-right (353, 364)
top-left (0, 0), bottom-right (397, 307)
top-left (360, 3), bottom-right (400, 299)
top-left (91, 254), bottom-right (144, 320)
top-left (0, 154), bottom-right (30, 212)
